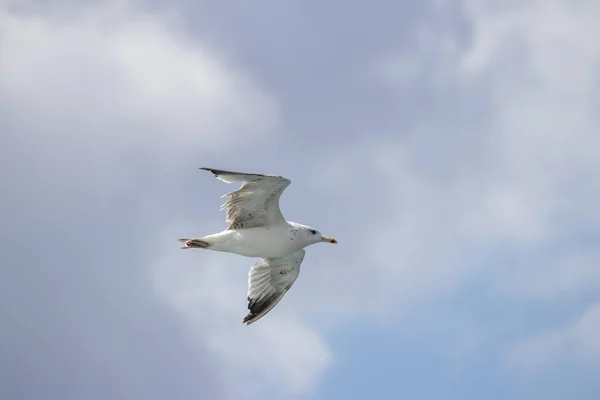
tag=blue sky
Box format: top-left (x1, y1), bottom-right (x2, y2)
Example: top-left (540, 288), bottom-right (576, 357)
top-left (1, 0), bottom-right (599, 399)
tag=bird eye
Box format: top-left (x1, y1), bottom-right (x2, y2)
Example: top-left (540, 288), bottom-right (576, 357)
top-left (310, 229), bottom-right (317, 235)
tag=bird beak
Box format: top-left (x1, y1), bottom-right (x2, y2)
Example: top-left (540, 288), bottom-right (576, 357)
top-left (321, 236), bottom-right (338, 244)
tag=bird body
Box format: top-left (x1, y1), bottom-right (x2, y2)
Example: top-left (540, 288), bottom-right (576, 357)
top-left (179, 168), bottom-right (337, 325)
top-left (191, 223), bottom-right (315, 258)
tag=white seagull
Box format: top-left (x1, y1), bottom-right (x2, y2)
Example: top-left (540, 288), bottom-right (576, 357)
top-left (179, 168), bottom-right (338, 325)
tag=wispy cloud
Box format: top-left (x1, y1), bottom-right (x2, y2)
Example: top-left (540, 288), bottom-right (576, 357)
top-left (312, 0), bottom-right (600, 364)
top-left (507, 303), bottom-right (600, 371)
top-left (2, 0), bottom-right (599, 399)
top-left (0, 1), bottom-right (328, 399)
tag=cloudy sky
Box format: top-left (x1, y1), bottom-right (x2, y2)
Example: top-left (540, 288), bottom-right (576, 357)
top-left (1, 0), bottom-right (599, 398)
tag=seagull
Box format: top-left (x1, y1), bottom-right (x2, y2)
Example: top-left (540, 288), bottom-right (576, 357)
top-left (179, 168), bottom-right (337, 325)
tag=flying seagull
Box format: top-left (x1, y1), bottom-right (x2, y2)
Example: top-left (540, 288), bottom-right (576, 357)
top-left (179, 168), bottom-right (337, 325)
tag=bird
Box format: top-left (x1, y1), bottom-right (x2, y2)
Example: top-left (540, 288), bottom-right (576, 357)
top-left (179, 167), bottom-right (338, 325)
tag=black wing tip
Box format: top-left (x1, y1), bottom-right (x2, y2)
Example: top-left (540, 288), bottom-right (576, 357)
top-left (199, 167), bottom-right (269, 177)
top-left (243, 313), bottom-right (257, 325)
top-left (199, 167), bottom-right (218, 174)
top-left (199, 167), bottom-right (234, 178)
top-left (244, 292), bottom-right (280, 325)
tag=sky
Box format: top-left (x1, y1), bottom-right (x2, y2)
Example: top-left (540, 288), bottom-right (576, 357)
top-left (1, 0), bottom-right (599, 399)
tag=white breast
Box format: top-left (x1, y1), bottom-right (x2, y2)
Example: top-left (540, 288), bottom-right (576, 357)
top-left (214, 226), bottom-right (300, 258)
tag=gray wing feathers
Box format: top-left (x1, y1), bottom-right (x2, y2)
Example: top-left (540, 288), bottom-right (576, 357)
top-left (200, 167), bottom-right (291, 230)
top-left (244, 249), bottom-right (305, 325)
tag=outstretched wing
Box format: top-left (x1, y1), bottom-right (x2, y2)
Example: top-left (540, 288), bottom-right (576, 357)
top-left (244, 249), bottom-right (305, 325)
top-left (200, 167), bottom-right (291, 230)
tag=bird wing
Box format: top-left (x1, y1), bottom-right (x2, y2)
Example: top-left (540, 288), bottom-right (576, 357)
top-left (243, 249), bottom-right (305, 325)
top-left (200, 167), bottom-right (291, 230)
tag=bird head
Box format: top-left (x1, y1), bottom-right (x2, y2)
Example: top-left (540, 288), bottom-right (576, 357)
top-left (296, 224), bottom-right (337, 247)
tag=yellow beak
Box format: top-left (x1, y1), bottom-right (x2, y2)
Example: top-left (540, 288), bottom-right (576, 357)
top-left (321, 236), bottom-right (338, 244)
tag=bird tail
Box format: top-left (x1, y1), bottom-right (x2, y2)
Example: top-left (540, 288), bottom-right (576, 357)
top-left (178, 238), bottom-right (210, 249)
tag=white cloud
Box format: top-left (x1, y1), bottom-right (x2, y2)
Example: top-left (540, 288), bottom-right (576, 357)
top-left (322, 0), bottom-right (600, 329)
top-left (460, 0), bottom-right (600, 291)
top-left (0, 1), bottom-right (276, 179)
top-left (1, 2), bottom-right (278, 217)
top-left (0, 1), bottom-right (331, 398)
top-left (4, 0), bottom-right (599, 394)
